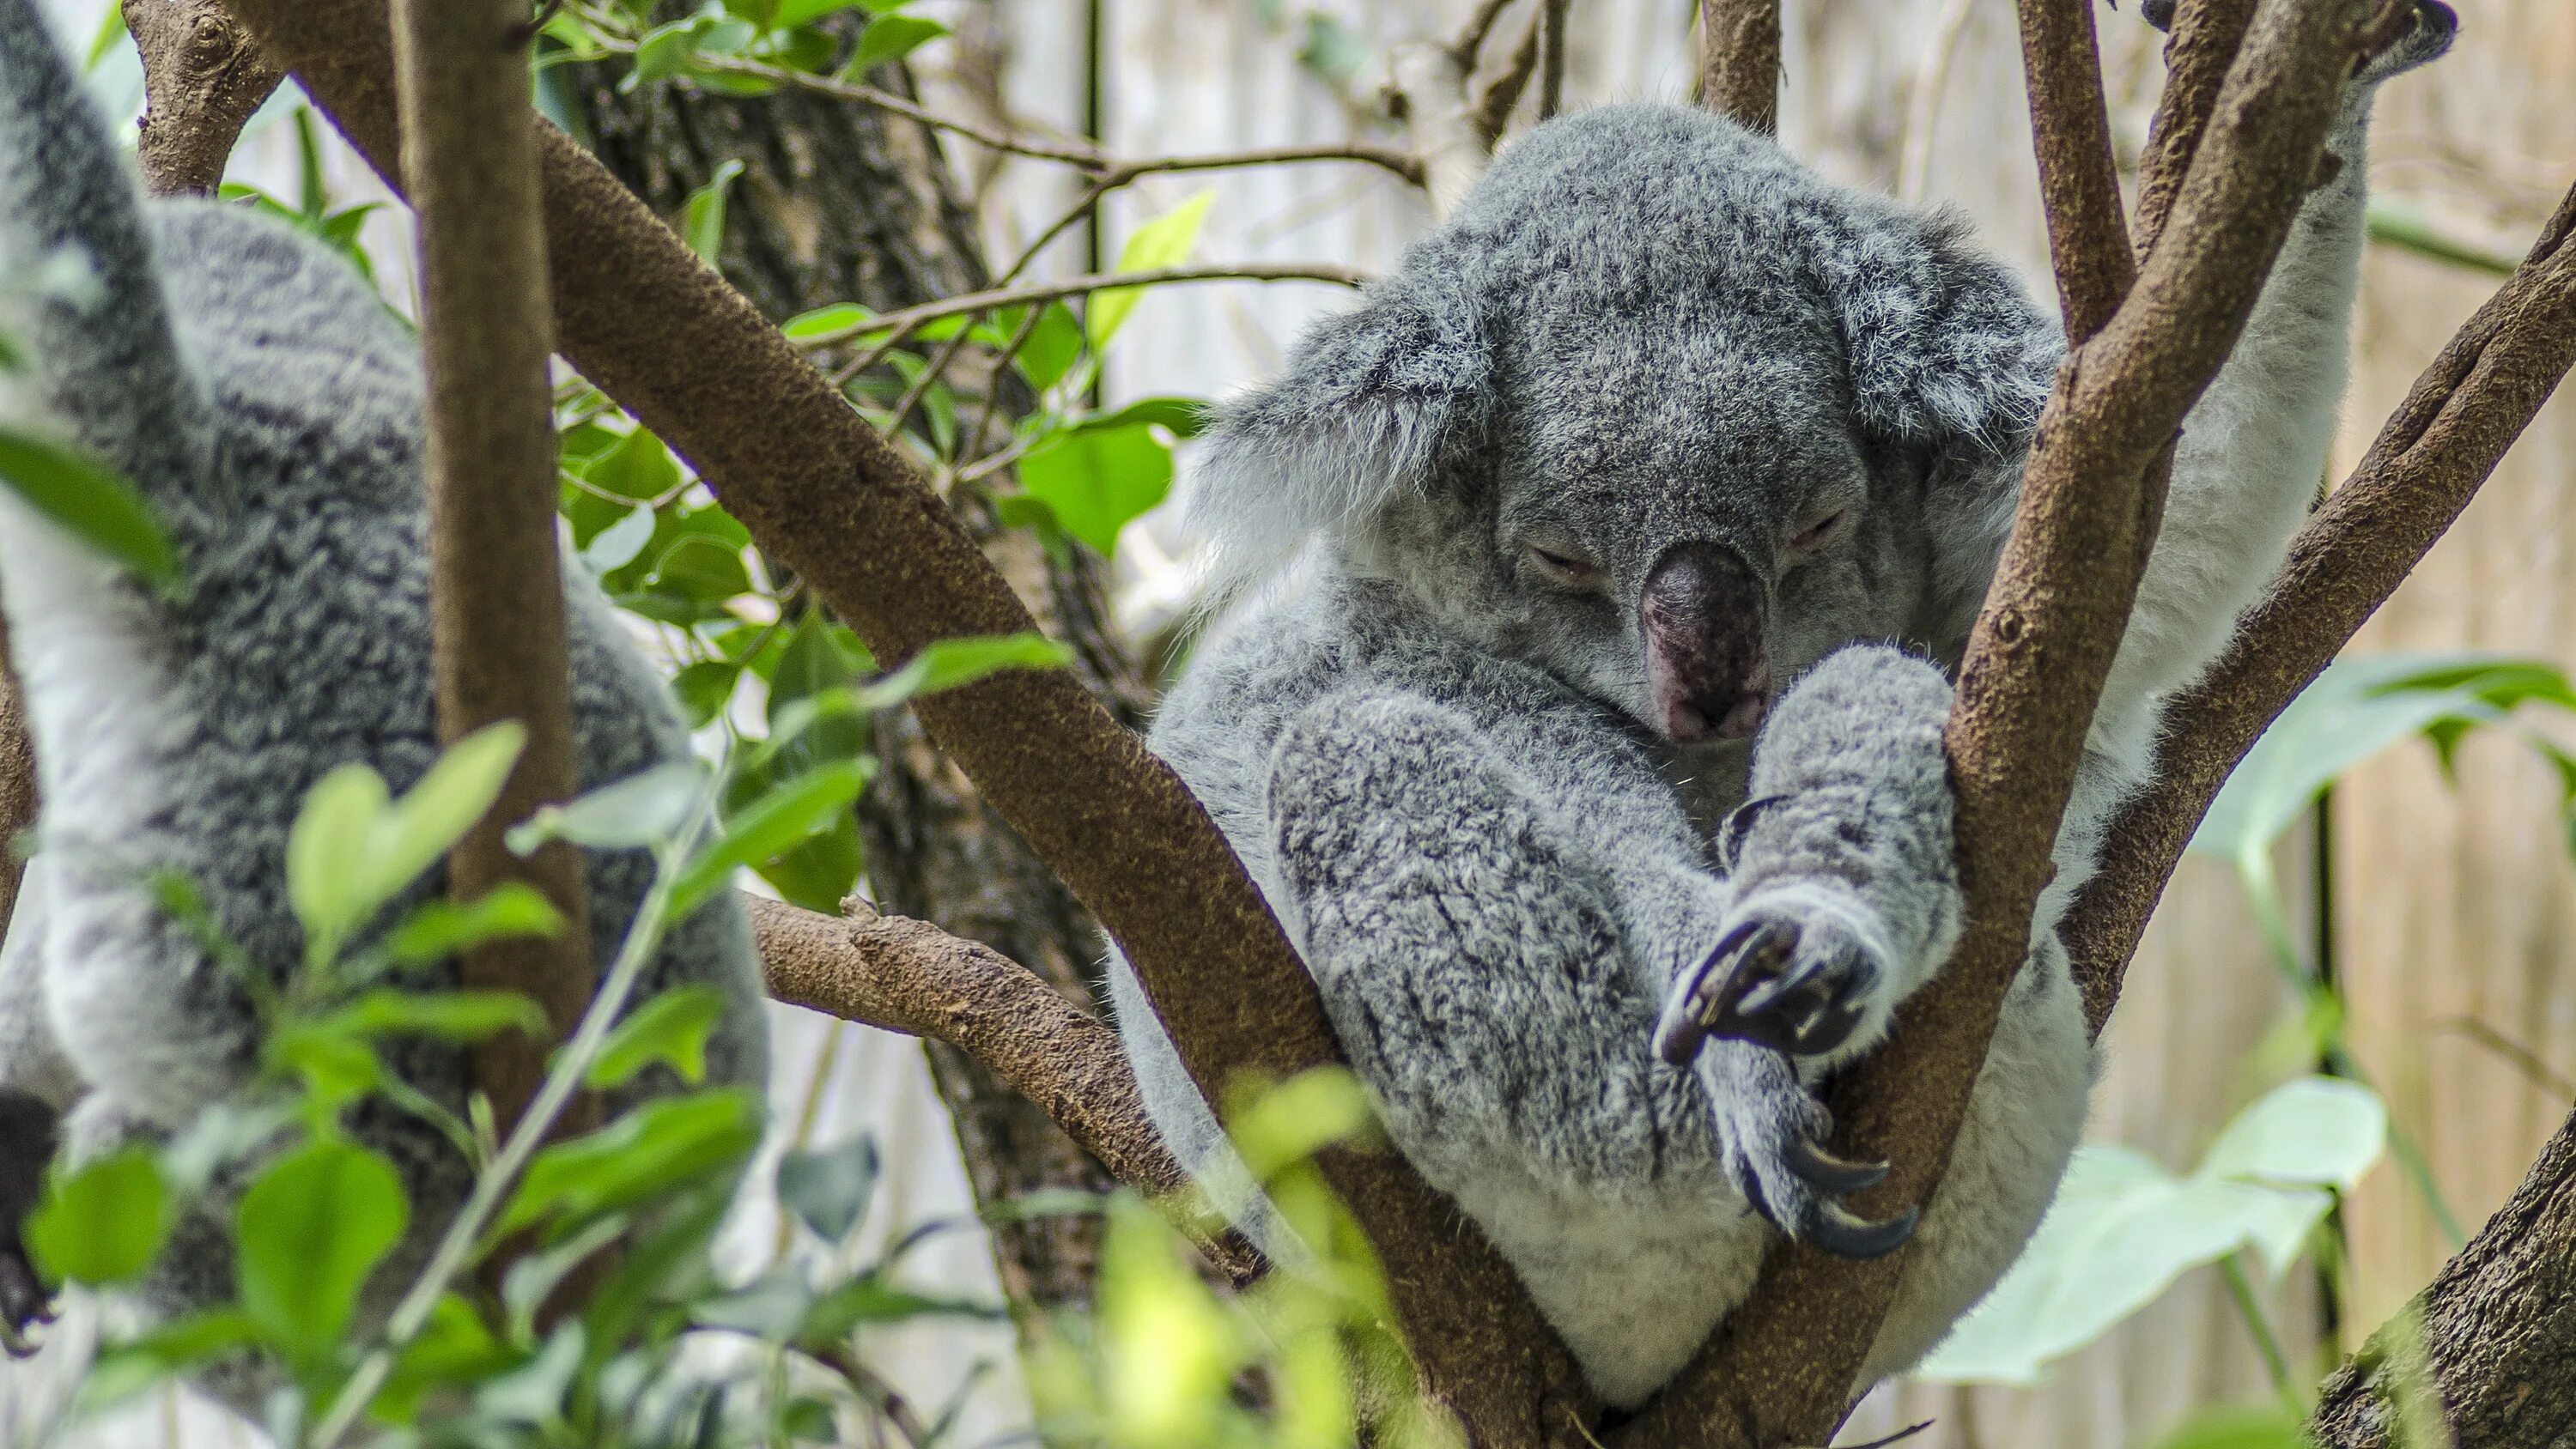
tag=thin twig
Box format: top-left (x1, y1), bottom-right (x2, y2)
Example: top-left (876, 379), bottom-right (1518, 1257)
top-left (1453, 0), bottom-right (1521, 65)
top-left (792, 264), bottom-right (1370, 353)
top-left (1537, 0), bottom-right (1571, 121)
top-left (1472, 6), bottom-right (1544, 142)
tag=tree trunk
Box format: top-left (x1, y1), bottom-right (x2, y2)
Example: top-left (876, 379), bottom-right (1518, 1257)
top-left (2312, 1100), bottom-right (2576, 1449)
top-left (560, 25), bottom-right (1132, 1313)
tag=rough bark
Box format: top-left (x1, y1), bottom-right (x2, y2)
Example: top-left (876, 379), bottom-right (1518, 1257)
top-left (2311, 1100), bottom-right (2576, 1448)
top-left (1698, 0), bottom-right (1780, 134)
top-left (391, 0), bottom-right (592, 1131)
top-left (559, 27), bottom-right (1132, 1312)
top-left (2064, 181), bottom-right (2576, 1030)
top-left (122, 0), bottom-right (280, 197)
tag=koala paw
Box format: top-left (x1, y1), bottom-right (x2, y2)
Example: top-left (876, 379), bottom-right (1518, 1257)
top-left (1654, 909), bottom-right (1885, 1066)
top-left (1699, 1044), bottom-right (1917, 1258)
top-left (0, 1090), bottom-right (57, 1357)
top-left (2357, 0), bottom-right (2456, 82)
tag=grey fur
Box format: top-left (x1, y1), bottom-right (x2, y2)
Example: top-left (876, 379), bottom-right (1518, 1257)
top-left (1111, 9), bottom-right (2451, 1410)
top-left (0, 0), bottom-right (767, 1394)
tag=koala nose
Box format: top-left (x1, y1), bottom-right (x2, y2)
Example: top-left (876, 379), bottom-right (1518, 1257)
top-left (1641, 542), bottom-right (1774, 743)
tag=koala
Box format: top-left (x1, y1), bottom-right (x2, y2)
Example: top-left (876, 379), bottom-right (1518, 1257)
top-left (1108, 4), bottom-right (2455, 1411)
top-left (0, 0), bottom-right (768, 1389)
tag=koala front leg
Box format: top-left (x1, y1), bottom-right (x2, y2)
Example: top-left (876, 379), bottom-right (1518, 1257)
top-left (2095, 0), bottom-right (2456, 748)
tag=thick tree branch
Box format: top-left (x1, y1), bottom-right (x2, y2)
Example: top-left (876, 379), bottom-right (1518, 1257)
top-left (1697, 0), bottom-right (1780, 135)
top-left (1623, 3), bottom-right (2372, 1444)
top-left (2311, 1098), bottom-right (2576, 1446)
top-left (122, 0), bottom-right (280, 196)
top-left (2065, 182), bottom-right (2576, 1032)
top-left (220, 3), bottom-right (1589, 1437)
top-left (2017, 0), bottom-right (2133, 339)
top-left (747, 894), bottom-right (1266, 1284)
top-left (2132, 0), bottom-right (2259, 258)
top-left (390, 0), bottom-right (592, 1127)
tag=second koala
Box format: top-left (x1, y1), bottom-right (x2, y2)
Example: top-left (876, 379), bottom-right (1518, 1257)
top-left (1109, 6), bottom-right (2455, 1410)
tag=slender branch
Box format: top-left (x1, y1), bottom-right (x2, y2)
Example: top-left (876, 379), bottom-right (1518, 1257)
top-left (792, 264), bottom-right (1371, 355)
top-left (389, 0), bottom-right (591, 1128)
top-left (1624, 2), bottom-right (2373, 1444)
top-left (1697, 0), bottom-right (1781, 135)
top-left (221, 3), bottom-right (1589, 1438)
top-left (0, 624), bottom-right (30, 943)
top-left (2017, 0), bottom-right (2133, 340)
top-left (1471, 7), bottom-right (1544, 143)
top-left (749, 894), bottom-right (1263, 1284)
top-left (2131, 0), bottom-right (2258, 258)
top-left (122, 0), bottom-right (281, 195)
top-left (1452, 0), bottom-right (1520, 64)
top-left (1536, 0), bottom-right (1571, 122)
top-left (2064, 182), bottom-right (2576, 1032)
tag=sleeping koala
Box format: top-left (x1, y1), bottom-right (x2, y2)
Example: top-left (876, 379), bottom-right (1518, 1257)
top-left (0, 0), bottom-right (768, 1386)
top-left (1107, 3), bottom-right (2455, 1410)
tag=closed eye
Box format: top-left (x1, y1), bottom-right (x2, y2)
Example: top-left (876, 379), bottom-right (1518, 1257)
top-left (1788, 507), bottom-right (1850, 558)
top-left (1527, 544), bottom-right (1603, 588)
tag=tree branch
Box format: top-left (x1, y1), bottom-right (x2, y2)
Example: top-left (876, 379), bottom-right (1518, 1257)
top-left (122, 0), bottom-right (280, 196)
top-left (1697, 0), bottom-right (1780, 135)
top-left (389, 0), bottom-right (592, 1129)
top-left (221, 2), bottom-right (1590, 1437)
top-left (789, 264), bottom-right (1371, 355)
top-left (747, 894), bottom-right (1265, 1285)
top-left (2063, 181), bottom-right (2576, 1033)
top-left (2016, 0), bottom-right (2133, 339)
top-left (2131, 0), bottom-right (2258, 258)
top-left (1623, 3), bottom-right (2372, 1444)
top-left (2311, 1098), bottom-right (2576, 1446)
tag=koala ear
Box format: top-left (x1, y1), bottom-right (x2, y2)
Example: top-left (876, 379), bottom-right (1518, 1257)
top-left (1822, 206), bottom-right (2061, 459)
top-left (1188, 264), bottom-right (1491, 598)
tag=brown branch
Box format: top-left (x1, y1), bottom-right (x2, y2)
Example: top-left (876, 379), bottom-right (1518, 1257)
top-left (1697, 0), bottom-right (1780, 135)
top-left (2131, 0), bottom-right (2259, 259)
top-left (122, 0), bottom-right (281, 196)
top-left (220, 2), bottom-right (1589, 1438)
top-left (2016, 0), bottom-right (2133, 340)
top-left (1623, 2), bottom-right (2373, 1444)
top-left (388, 0), bottom-right (591, 1127)
top-left (1535, 0), bottom-right (1571, 123)
top-left (2312, 1097), bottom-right (2576, 1446)
top-left (749, 894), bottom-right (1264, 1285)
top-left (0, 625), bottom-right (30, 939)
top-left (1470, 7), bottom-right (1543, 145)
top-left (790, 264), bottom-right (1373, 354)
top-left (2064, 182), bottom-right (2576, 1034)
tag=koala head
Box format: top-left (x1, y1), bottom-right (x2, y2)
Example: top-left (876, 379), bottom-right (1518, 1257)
top-left (1192, 105), bottom-right (2057, 744)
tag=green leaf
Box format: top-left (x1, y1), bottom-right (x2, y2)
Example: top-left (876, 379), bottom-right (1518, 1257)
top-left (776, 1135), bottom-right (878, 1245)
top-left (798, 1277), bottom-right (999, 1346)
top-left (846, 13), bottom-right (948, 73)
top-left (781, 302), bottom-right (874, 342)
top-left (672, 763), bottom-right (868, 914)
top-left (290, 724), bottom-right (528, 964)
top-left (683, 158), bottom-right (744, 264)
top-left (500, 1090), bottom-right (762, 1237)
top-left (1016, 419), bottom-right (1174, 555)
top-left (776, 0), bottom-right (881, 25)
top-left (2200, 1076), bottom-right (2386, 1191)
top-left (750, 811), bottom-right (863, 911)
top-left (671, 660), bottom-right (742, 728)
top-left (1090, 191), bottom-right (1213, 348)
top-left (1295, 12), bottom-right (1372, 85)
top-left (76, 1311), bottom-right (259, 1414)
top-left (692, 1266), bottom-right (816, 1338)
top-left (580, 427), bottom-right (683, 502)
top-left (327, 989), bottom-right (550, 1045)
top-left (856, 631), bottom-right (1072, 710)
top-left (586, 985), bottom-right (729, 1088)
top-left (0, 428), bottom-right (179, 590)
top-left (379, 1294), bottom-right (514, 1422)
top-left (998, 302), bottom-right (1084, 391)
top-left (235, 1138), bottom-right (408, 1360)
top-left (582, 502), bottom-right (657, 574)
top-left (383, 885), bottom-right (568, 964)
top-left (721, 0), bottom-right (781, 29)
top-left (508, 761), bottom-right (708, 854)
top-left (269, 1026), bottom-right (385, 1110)
top-left (28, 1148), bottom-right (169, 1285)
top-left (625, 20), bottom-right (703, 88)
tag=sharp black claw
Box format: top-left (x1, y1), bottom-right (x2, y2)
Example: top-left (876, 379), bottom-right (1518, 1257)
top-left (1787, 1136), bottom-right (1889, 1195)
top-left (1656, 918), bottom-right (1782, 1064)
top-left (2141, 0), bottom-right (2175, 32)
top-left (1807, 1203), bottom-right (1921, 1260)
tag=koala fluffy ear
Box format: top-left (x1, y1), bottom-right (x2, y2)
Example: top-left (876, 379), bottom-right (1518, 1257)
top-left (1821, 205), bottom-right (2062, 463)
top-left (1188, 260), bottom-right (1491, 599)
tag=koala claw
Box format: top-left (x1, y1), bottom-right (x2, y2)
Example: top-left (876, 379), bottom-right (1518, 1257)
top-left (1654, 912), bottom-right (1880, 1067)
top-left (1706, 1046), bottom-right (1918, 1258)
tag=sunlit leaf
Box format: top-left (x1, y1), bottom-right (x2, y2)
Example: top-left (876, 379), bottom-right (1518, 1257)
top-left (1090, 191), bottom-right (1213, 347)
top-left (684, 158), bottom-right (744, 264)
top-left (855, 631), bottom-right (1072, 711)
top-left (76, 1311), bottom-right (258, 1414)
top-left (2153, 1404), bottom-right (2309, 1449)
top-left (383, 885), bottom-right (567, 964)
top-left (1017, 418), bottom-right (1175, 556)
top-left (325, 989), bottom-right (550, 1046)
top-left (672, 762), bottom-right (868, 914)
top-left (781, 302), bottom-right (874, 342)
top-left (507, 761), bottom-right (707, 854)
top-left (846, 13), bottom-right (947, 73)
top-left (499, 1090), bottom-right (762, 1237)
top-left (582, 503), bottom-right (657, 574)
